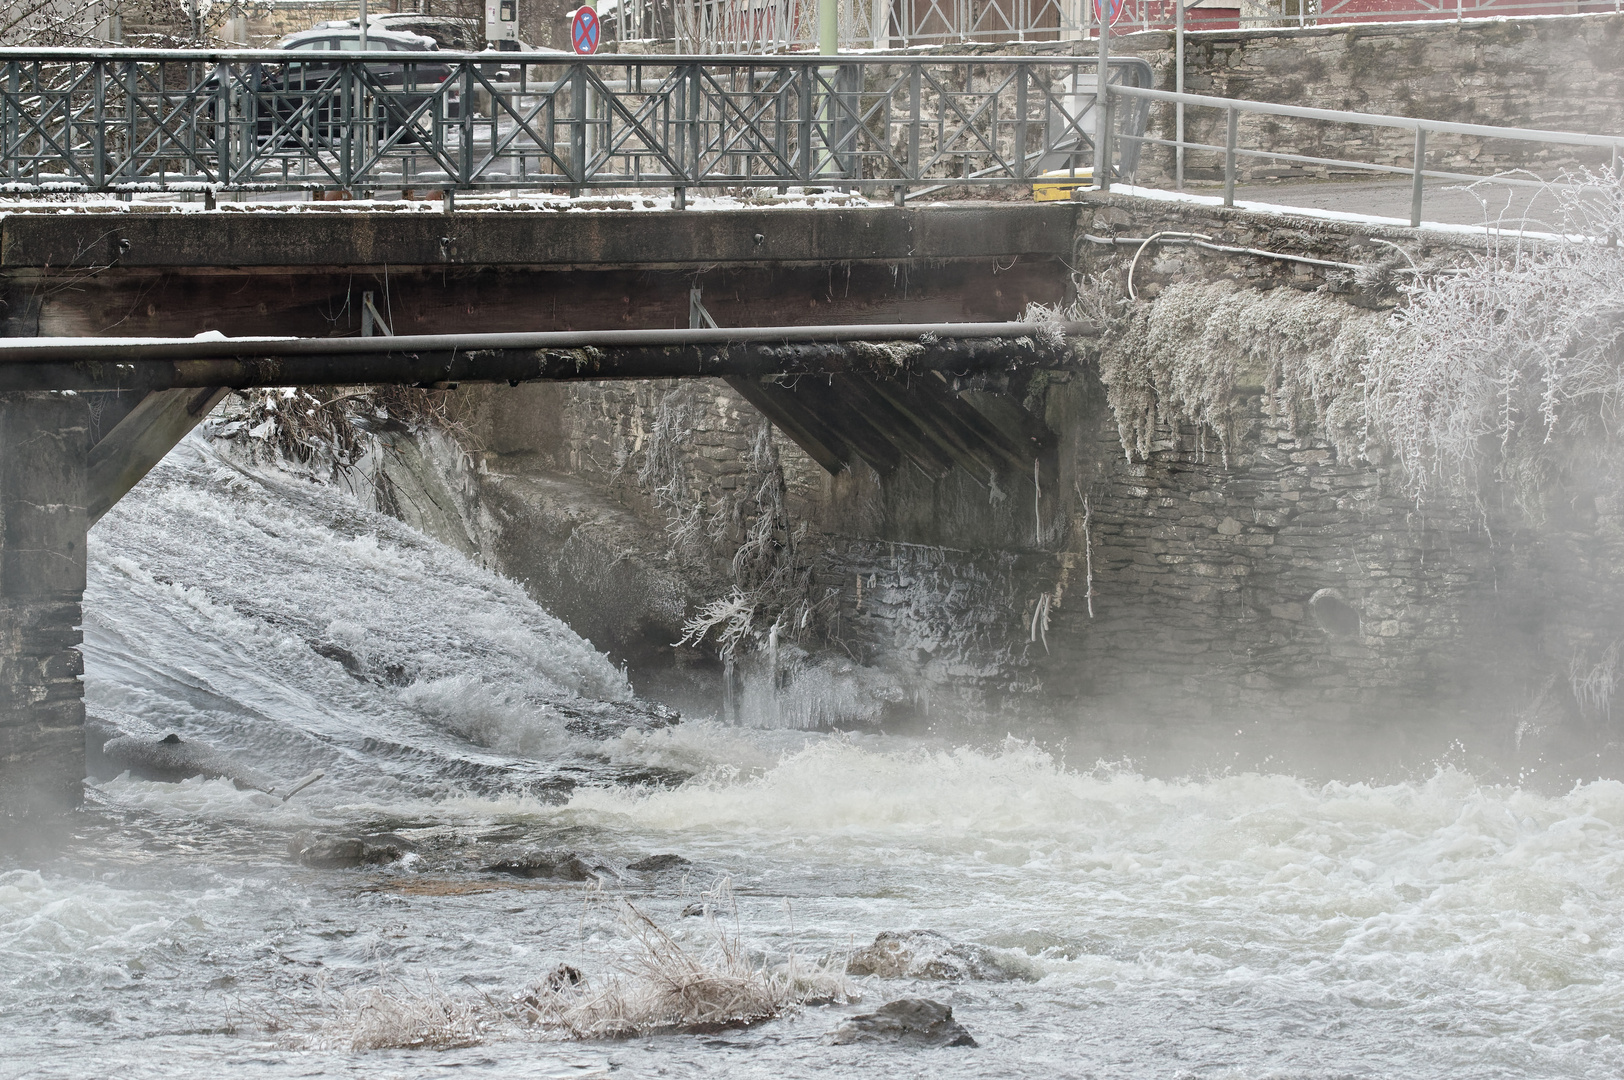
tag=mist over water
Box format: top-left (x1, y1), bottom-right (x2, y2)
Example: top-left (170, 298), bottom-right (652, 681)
top-left (4, 438), bottom-right (1624, 1078)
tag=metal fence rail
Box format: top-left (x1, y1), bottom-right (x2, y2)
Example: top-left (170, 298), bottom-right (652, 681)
top-left (1103, 81), bottom-right (1624, 226)
top-left (642, 0), bottom-right (1618, 53)
top-left (0, 50), bottom-right (1152, 196)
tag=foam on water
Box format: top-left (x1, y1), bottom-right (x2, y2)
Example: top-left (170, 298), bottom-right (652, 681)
top-left (83, 437), bottom-right (638, 801)
top-left (4, 434), bottom-right (1623, 1077)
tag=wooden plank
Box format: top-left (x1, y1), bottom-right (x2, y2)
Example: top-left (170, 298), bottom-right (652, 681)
top-left (774, 376), bottom-right (904, 477)
top-left (863, 375), bottom-right (1012, 481)
top-left (723, 375), bottom-right (855, 475)
top-left (953, 385), bottom-right (1056, 458)
top-left (821, 376), bottom-right (956, 481)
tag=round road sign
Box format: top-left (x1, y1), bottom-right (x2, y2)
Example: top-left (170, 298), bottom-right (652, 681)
top-left (1093, 0), bottom-right (1127, 24)
top-left (570, 7), bottom-right (600, 54)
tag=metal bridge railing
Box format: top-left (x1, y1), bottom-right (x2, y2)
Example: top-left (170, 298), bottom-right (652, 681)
top-left (634, 0), bottom-right (1619, 53)
top-left (0, 50), bottom-right (1152, 197)
top-left (1103, 81), bottom-right (1624, 227)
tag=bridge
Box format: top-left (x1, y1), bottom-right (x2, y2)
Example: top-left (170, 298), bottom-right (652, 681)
top-left (1, 35), bottom-right (1621, 817)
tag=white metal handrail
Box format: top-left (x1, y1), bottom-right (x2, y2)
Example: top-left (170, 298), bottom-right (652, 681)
top-left (1111, 83), bottom-right (1624, 150)
top-left (623, 0), bottom-right (1621, 53)
top-left (1102, 81), bottom-right (1624, 226)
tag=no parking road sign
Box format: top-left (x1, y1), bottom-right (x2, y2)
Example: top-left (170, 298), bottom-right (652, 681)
top-left (569, 7), bottom-right (600, 54)
top-left (1093, 0), bottom-right (1126, 24)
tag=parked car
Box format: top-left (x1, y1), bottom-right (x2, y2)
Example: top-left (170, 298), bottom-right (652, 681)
top-left (341, 14), bottom-right (480, 51)
top-left (256, 23), bottom-right (463, 148)
top-left (336, 13), bottom-right (570, 55)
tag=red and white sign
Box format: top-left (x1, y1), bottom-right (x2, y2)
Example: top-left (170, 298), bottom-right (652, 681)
top-left (569, 7), bottom-right (600, 54)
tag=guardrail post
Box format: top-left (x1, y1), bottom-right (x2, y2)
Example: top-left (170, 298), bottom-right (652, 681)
top-left (571, 62), bottom-right (587, 194)
top-left (339, 62), bottom-right (354, 192)
top-left (798, 63), bottom-right (813, 183)
top-left (1, 63), bottom-right (12, 185)
top-left (1410, 126), bottom-right (1427, 228)
top-left (1099, 85), bottom-right (1114, 192)
top-left (122, 61), bottom-right (137, 187)
top-left (688, 64), bottom-right (703, 189)
top-left (461, 60), bottom-right (476, 188)
top-left (908, 63), bottom-right (921, 186)
top-left (1091, 23), bottom-right (1109, 188)
top-left (1174, 0), bottom-right (1185, 190)
top-left (1015, 63), bottom-right (1029, 182)
top-left (92, 61), bottom-right (106, 191)
top-left (218, 62), bottom-right (233, 191)
top-left (1223, 106), bottom-right (1237, 207)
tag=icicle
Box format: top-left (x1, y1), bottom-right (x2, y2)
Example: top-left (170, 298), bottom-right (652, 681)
top-left (1028, 592), bottom-right (1051, 654)
top-left (1083, 494), bottom-right (1095, 619)
top-left (722, 656), bottom-right (736, 725)
top-left (1033, 459), bottom-right (1042, 547)
top-left (767, 619), bottom-right (780, 698)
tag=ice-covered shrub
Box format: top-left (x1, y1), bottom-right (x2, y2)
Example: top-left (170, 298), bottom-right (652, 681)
top-left (1363, 169), bottom-right (1624, 513)
top-left (1097, 279), bottom-right (1382, 466)
top-left (1090, 169), bottom-right (1624, 520)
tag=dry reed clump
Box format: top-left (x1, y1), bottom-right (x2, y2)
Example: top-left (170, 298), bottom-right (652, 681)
top-left (208, 385), bottom-right (470, 483)
top-left (665, 405), bottom-right (837, 665)
top-left (279, 895), bottom-right (854, 1052)
top-left (516, 900), bottom-right (856, 1039)
top-left (1363, 168), bottom-right (1624, 515)
top-left (305, 978), bottom-right (488, 1051)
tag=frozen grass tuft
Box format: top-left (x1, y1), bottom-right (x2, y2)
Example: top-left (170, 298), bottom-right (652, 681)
top-left (517, 899), bottom-right (856, 1039)
top-left (307, 979), bottom-right (487, 1051)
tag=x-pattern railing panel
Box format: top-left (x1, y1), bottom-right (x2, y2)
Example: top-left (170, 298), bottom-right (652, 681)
top-left (0, 50), bottom-right (1151, 194)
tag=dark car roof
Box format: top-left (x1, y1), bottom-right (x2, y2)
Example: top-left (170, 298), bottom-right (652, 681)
top-left (275, 25), bottom-right (440, 50)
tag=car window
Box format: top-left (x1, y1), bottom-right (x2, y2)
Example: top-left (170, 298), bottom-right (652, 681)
top-left (284, 38), bottom-right (326, 50)
top-left (334, 37), bottom-right (365, 50)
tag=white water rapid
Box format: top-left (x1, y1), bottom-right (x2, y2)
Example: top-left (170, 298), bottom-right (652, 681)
top-left (3, 438), bottom-right (1623, 1078)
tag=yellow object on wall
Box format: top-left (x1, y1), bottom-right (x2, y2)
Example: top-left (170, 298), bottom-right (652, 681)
top-left (1032, 168), bottom-right (1094, 202)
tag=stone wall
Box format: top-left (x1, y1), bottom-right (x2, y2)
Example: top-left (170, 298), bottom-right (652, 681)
top-left (450, 196), bottom-right (1624, 768)
top-left (0, 393), bottom-right (88, 818)
top-left (845, 14), bottom-right (1623, 188)
top-left (1107, 14), bottom-right (1624, 184)
top-left (1055, 194), bottom-right (1624, 753)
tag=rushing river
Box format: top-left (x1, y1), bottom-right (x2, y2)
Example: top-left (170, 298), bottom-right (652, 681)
top-left (4, 439), bottom-right (1624, 1079)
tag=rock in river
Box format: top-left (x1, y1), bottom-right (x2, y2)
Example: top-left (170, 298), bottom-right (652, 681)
top-left (846, 929), bottom-right (1030, 982)
top-left (486, 849), bottom-right (600, 880)
top-left (826, 998), bottom-right (977, 1047)
top-left (289, 831), bottom-right (408, 869)
top-left (88, 714), bottom-right (280, 793)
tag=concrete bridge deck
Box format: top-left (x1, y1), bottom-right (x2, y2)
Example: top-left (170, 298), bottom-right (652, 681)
top-left (0, 202), bottom-right (1076, 340)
